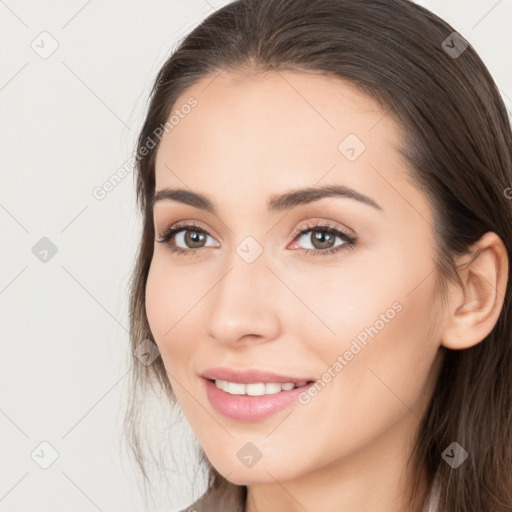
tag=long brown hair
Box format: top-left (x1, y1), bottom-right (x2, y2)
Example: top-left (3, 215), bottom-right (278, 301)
top-left (123, 1), bottom-right (512, 510)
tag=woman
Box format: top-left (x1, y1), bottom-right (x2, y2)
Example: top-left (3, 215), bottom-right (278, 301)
top-left (124, 0), bottom-right (512, 510)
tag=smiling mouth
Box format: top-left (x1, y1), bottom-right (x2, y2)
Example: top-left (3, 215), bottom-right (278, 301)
top-left (203, 377), bottom-right (317, 422)
top-left (207, 378), bottom-right (315, 396)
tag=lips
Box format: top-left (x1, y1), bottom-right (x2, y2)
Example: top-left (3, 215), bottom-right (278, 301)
top-left (201, 366), bottom-right (315, 384)
top-left (203, 378), bottom-right (314, 421)
top-left (200, 366), bottom-right (317, 421)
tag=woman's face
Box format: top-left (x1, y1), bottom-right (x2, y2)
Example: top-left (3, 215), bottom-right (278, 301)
top-left (146, 70), bottom-right (445, 484)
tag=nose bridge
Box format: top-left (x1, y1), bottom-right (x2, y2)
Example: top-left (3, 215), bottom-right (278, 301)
top-left (205, 247), bottom-right (281, 346)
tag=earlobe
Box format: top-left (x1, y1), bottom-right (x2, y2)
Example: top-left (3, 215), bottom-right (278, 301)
top-left (441, 231), bottom-right (509, 350)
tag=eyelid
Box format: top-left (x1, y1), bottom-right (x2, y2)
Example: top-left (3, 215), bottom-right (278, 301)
top-left (156, 219), bottom-right (217, 240)
top-left (290, 220), bottom-right (356, 243)
top-left (287, 220), bottom-right (357, 254)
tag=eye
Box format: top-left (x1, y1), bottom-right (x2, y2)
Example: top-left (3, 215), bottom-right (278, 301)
top-left (155, 221), bottom-right (218, 256)
top-left (155, 220), bottom-right (357, 257)
top-left (290, 221), bottom-right (357, 257)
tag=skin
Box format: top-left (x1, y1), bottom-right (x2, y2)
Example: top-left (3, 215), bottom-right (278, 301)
top-left (145, 70), bottom-right (508, 512)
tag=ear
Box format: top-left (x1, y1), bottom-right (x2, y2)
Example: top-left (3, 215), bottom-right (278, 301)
top-left (441, 231), bottom-right (509, 350)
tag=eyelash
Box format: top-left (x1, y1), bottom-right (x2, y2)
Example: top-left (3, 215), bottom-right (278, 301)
top-left (155, 221), bottom-right (357, 258)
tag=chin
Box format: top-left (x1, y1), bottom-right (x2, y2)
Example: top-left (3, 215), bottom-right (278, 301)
top-left (209, 455), bottom-right (302, 486)
top-left (223, 468), bottom-right (288, 486)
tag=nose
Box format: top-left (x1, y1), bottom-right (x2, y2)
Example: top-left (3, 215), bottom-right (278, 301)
top-left (205, 255), bottom-right (282, 347)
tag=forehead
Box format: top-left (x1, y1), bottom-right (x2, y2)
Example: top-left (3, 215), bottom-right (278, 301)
top-left (153, 69), bottom-right (411, 213)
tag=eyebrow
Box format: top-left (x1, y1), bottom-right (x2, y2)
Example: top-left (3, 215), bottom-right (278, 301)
top-left (150, 184), bottom-right (382, 214)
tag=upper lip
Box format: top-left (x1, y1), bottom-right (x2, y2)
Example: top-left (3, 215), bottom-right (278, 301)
top-left (201, 367), bottom-right (315, 384)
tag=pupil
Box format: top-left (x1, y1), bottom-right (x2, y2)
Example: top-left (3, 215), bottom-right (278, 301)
top-left (186, 230), bottom-right (205, 248)
top-left (313, 230), bottom-right (333, 249)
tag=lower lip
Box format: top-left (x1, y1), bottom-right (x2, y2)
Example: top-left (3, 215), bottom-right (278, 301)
top-left (203, 378), bottom-right (313, 422)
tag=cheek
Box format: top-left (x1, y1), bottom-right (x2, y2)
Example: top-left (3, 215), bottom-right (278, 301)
top-left (145, 257), bottom-right (204, 386)
top-left (145, 258), bottom-right (188, 371)
top-left (145, 256), bottom-right (192, 340)
top-left (283, 260), bottom-right (405, 365)
top-left (286, 226), bottom-right (435, 346)
top-left (310, 275), bottom-right (439, 435)
top-left (293, 242), bottom-right (440, 414)
top-left (145, 263), bottom-right (193, 415)
top-left (145, 260), bottom-right (169, 340)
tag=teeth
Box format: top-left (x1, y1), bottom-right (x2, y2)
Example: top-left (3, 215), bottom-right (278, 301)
top-left (265, 382), bottom-right (283, 394)
top-left (214, 380), bottom-right (304, 395)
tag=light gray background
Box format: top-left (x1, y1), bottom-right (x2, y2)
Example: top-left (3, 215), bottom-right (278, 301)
top-left (1, 1), bottom-right (511, 511)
